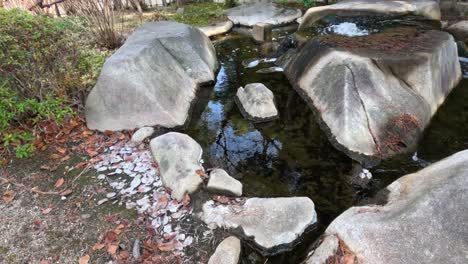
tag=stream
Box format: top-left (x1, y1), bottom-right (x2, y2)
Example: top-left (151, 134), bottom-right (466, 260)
top-left (185, 25), bottom-right (468, 263)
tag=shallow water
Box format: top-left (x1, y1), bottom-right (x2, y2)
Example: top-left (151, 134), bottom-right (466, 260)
top-left (185, 32), bottom-right (468, 263)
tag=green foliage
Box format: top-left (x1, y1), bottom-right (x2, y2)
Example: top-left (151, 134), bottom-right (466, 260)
top-left (0, 9), bottom-right (106, 158)
top-left (171, 3), bottom-right (227, 27)
top-left (300, 0), bottom-right (316, 8)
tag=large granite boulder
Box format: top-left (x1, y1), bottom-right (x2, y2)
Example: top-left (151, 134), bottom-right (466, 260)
top-left (305, 149), bottom-right (468, 264)
top-left (150, 132), bottom-right (204, 201)
top-left (226, 2), bottom-right (302, 27)
top-left (299, 0), bottom-right (441, 30)
top-left (236, 83), bottom-right (279, 122)
top-left (280, 28), bottom-right (461, 165)
top-left (85, 21), bottom-right (218, 131)
top-left (447, 20), bottom-right (468, 44)
top-left (201, 197), bottom-right (317, 255)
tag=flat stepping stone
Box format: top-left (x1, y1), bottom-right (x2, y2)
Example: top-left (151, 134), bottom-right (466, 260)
top-left (201, 197), bottom-right (317, 255)
top-left (226, 3), bottom-right (302, 27)
top-left (199, 21), bottom-right (234, 37)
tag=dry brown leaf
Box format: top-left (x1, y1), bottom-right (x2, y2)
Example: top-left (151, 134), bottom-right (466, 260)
top-left (195, 169), bottom-right (208, 178)
top-left (54, 178), bottom-right (65, 189)
top-left (2, 190), bottom-right (15, 203)
top-left (59, 189), bottom-right (73, 196)
top-left (41, 207), bottom-right (52, 215)
top-left (39, 260), bottom-right (50, 264)
top-left (78, 254), bottom-right (90, 264)
top-left (50, 154), bottom-right (61, 159)
top-left (55, 147), bottom-right (67, 154)
top-left (212, 195), bottom-right (230, 204)
top-left (92, 243), bottom-right (105, 251)
top-left (118, 250), bottom-right (130, 260)
top-left (182, 194), bottom-right (190, 207)
top-left (107, 244), bottom-right (119, 255)
top-left (0, 159), bottom-right (8, 166)
top-left (61, 155), bottom-right (71, 162)
top-left (104, 231), bottom-right (117, 243)
top-left (157, 243), bottom-right (175, 252)
top-left (113, 224), bottom-right (125, 235)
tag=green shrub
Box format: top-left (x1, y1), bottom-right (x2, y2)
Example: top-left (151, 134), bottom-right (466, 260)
top-left (0, 9), bottom-right (106, 158)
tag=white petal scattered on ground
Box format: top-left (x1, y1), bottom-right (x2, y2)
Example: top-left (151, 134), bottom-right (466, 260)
top-left (93, 141), bottom-right (198, 256)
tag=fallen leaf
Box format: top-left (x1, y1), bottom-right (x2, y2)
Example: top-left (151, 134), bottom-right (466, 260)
top-left (113, 224), bottom-right (125, 235)
top-left (41, 207), bottom-right (53, 215)
top-left (158, 243), bottom-right (175, 252)
top-left (40, 165), bottom-right (51, 170)
top-left (92, 243), bottom-right (105, 251)
top-left (212, 195), bottom-right (230, 204)
top-left (104, 231), bottom-right (117, 243)
top-left (39, 260), bottom-right (50, 264)
top-left (2, 190), bottom-right (15, 203)
top-left (61, 155), bottom-right (71, 162)
top-left (182, 194), bottom-right (190, 207)
top-left (195, 169), bottom-right (208, 178)
top-left (107, 244), bottom-right (119, 255)
top-left (55, 147), bottom-right (67, 154)
top-left (0, 159), bottom-right (7, 166)
top-left (50, 154), bottom-right (61, 159)
top-left (54, 178), bottom-right (65, 188)
top-left (118, 250), bottom-right (130, 260)
top-left (78, 254), bottom-right (90, 264)
top-left (59, 189), bottom-right (73, 196)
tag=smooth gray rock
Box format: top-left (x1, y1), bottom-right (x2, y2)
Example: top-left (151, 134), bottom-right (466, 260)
top-left (236, 83), bottom-right (278, 122)
top-left (447, 20), bottom-right (468, 43)
top-left (306, 149), bottom-right (468, 264)
top-left (208, 236), bottom-right (241, 264)
top-left (130, 127), bottom-right (154, 143)
top-left (305, 235), bottom-right (339, 264)
top-left (226, 3), bottom-right (302, 27)
top-left (201, 197), bottom-right (317, 254)
top-left (207, 169), bottom-right (243, 196)
top-left (199, 21), bottom-right (234, 37)
top-left (280, 29), bottom-right (461, 165)
top-left (253, 23), bottom-right (273, 42)
top-left (299, 0), bottom-right (441, 30)
top-left (150, 132), bottom-right (203, 201)
top-left (85, 21), bottom-right (218, 131)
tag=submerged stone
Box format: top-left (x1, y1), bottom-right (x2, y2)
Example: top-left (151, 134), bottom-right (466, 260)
top-left (150, 132), bottom-right (204, 201)
top-left (280, 28), bottom-right (461, 165)
top-left (236, 83), bottom-right (279, 122)
top-left (299, 0), bottom-right (441, 30)
top-left (306, 149), bottom-right (468, 264)
top-left (208, 236), bottom-right (241, 264)
top-left (201, 197), bottom-right (317, 255)
top-left (85, 21), bottom-right (218, 131)
top-left (226, 3), bottom-right (302, 27)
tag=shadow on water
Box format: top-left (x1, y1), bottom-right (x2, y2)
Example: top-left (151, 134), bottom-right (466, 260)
top-left (185, 32), bottom-right (468, 263)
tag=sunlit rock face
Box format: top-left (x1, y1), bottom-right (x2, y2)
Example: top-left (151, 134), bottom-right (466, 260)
top-left (85, 21), bottom-right (218, 131)
top-left (280, 28), bottom-right (461, 165)
top-left (305, 149), bottom-right (468, 264)
top-left (226, 2), bottom-right (302, 27)
top-left (299, 0), bottom-right (441, 30)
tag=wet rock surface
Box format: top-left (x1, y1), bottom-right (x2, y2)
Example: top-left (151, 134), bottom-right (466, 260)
top-left (226, 3), bottom-right (302, 27)
top-left (208, 236), bottom-right (241, 264)
top-left (280, 28), bottom-right (461, 165)
top-left (207, 169), bottom-right (243, 196)
top-left (299, 0), bottom-right (441, 30)
top-left (200, 197), bottom-right (317, 255)
top-left (85, 21), bottom-right (218, 131)
top-left (199, 21), bottom-right (234, 37)
top-left (150, 132), bottom-right (204, 201)
top-left (306, 149), bottom-right (468, 264)
top-left (236, 83), bottom-right (279, 122)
